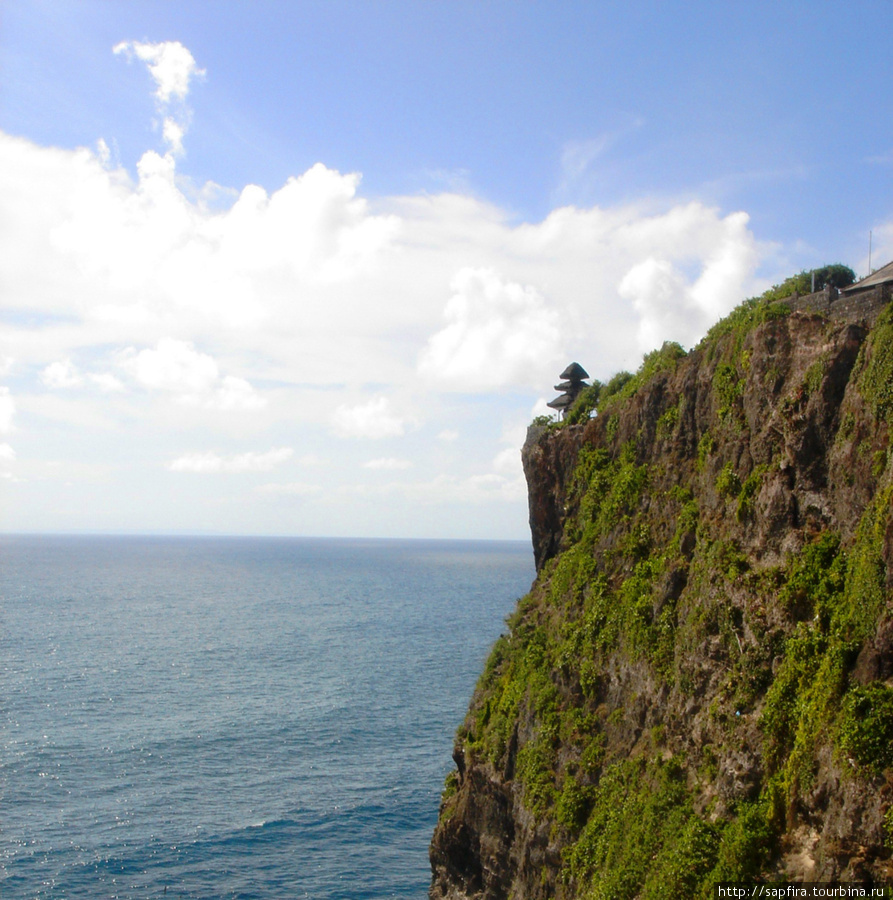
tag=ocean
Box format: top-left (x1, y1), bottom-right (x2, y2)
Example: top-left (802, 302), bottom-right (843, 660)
top-left (0, 535), bottom-right (535, 899)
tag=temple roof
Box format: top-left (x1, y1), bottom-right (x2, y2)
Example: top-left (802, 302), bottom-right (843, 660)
top-left (546, 394), bottom-right (573, 409)
top-left (560, 362), bottom-right (589, 380)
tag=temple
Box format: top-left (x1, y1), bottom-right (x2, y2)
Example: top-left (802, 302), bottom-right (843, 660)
top-left (546, 362), bottom-right (589, 419)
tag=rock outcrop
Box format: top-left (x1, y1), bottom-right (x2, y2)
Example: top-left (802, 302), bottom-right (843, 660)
top-left (431, 299), bottom-right (893, 898)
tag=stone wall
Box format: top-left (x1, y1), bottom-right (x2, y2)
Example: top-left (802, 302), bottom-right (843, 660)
top-left (782, 282), bottom-right (890, 324)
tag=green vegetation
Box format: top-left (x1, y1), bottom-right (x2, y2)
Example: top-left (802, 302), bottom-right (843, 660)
top-left (466, 476), bottom-right (890, 892)
top-left (699, 295), bottom-right (790, 349)
top-left (711, 461), bottom-right (767, 520)
top-left (564, 757), bottom-right (716, 898)
top-left (838, 683), bottom-right (893, 774)
top-left (564, 381), bottom-right (603, 425)
top-left (598, 342), bottom-right (687, 415)
top-left (599, 371), bottom-right (634, 406)
top-left (859, 302), bottom-right (893, 424)
top-left (563, 756), bottom-right (775, 899)
top-left (656, 401), bottom-right (681, 439)
top-left (463, 272), bottom-right (892, 895)
top-left (538, 341), bottom-right (687, 432)
top-left (736, 465), bottom-right (767, 521)
top-left (715, 462), bottom-right (742, 499)
top-left (697, 432), bottom-right (716, 470)
top-left (539, 263), bottom-right (863, 436)
top-left (755, 264), bottom-right (856, 304)
top-left (713, 363), bottom-right (744, 425)
top-left (442, 770), bottom-right (459, 802)
top-left (695, 263), bottom-right (855, 354)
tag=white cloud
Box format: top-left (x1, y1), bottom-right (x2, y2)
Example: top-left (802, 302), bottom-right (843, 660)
top-left (295, 454), bottom-right (328, 467)
top-left (619, 209), bottom-right (760, 353)
top-left (120, 338), bottom-right (218, 392)
top-left (42, 358), bottom-right (83, 389)
top-left (88, 372), bottom-right (126, 393)
top-left (0, 442), bottom-right (14, 480)
top-left (113, 40), bottom-right (205, 105)
top-left (96, 138), bottom-right (112, 168)
top-left (113, 41), bottom-right (204, 159)
top-left (341, 471), bottom-right (525, 504)
top-left (43, 360), bottom-right (125, 393)
top-left (0, 123), bottom-right (765, 396)
top-left (857, 221), bottom-right (893, 278)
top-left (493, 446), bottom-right (521, 477)
top-left (332, 397), bottom-right (406, 439)
top-left (258, 482), bottom-right (322, 496)
top-left (419, 267), bottom-right (564, 390)
top-left (363, 457), bottom-right (412, 470)
top-left (561, 137), bottom-right (612, 183)
top-left (118, 338), bottom-right (265, 409)
top-left (0, 387), bottom-right (15, 433)
top-left (208, 376), bottom-right (267, 411)
top-left (162, 117), bottom-right (186, 157)
top-left (464, 471), bottom-right (527, 502)
top-left (0, 41), bottom-right (779, 536)
top-left (530, 397), bottom-right (554, 420)
top-left (168, 447), bottom-right (293, 473)
top-left (619, 257), bottom-right (691, 352)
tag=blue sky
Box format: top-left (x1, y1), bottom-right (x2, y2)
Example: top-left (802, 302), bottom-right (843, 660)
top-left (1, 1), bottom-right (891, 539)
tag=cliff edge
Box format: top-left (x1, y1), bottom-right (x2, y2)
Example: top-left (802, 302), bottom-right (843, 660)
top-left (430, 297), bottom-right (893, 898)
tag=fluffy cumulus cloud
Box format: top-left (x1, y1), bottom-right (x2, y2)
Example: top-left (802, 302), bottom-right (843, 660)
top-left (168, 448), bottom-right (293, 473)
top-left (618, 210), bottom-right (759, 352)
top-left (0, 387), bottom-right (15, 433)
top-left (331, 397), bottom-right (407, 439)
top-left (0, 128), bottom-right (767, 406)
top-left (258, 481), bottom-right (322, 496)
top-left (0, 116), bottom-right (767, 396)
top-left (0, 443), bottom-right (15, 480)
top-left (0, 38), bottom-right (782, 534)
top-left (120, 338), bottom-right (217, 393)
top-left (0, 389), bottom-right (15, 479)
top-left (419, 268), bottom-right (564, 390)
top-left (340, 469), bottom-right (525, 505)
top-left (113, 40), bottom-right (204, 105)
top-left (118, 339), bottom-right (265, 409)
top-left (113, 41), bottom-right (204, 158)
top-left (89, 372), bottom-right (126, 393)
top-left (617, 208), bottom-right (759, 352)
top-left (41, 358), bottom-right (126, 393)
top-left (859, 221), bottom-right (893, 276)
top-left (363, 457), bottom-right (412, 470)
top-left (42, 358), bottom-right (83, 389)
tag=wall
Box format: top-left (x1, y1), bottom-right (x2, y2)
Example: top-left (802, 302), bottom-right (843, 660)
top-left (783, 282), bottom-right (891, 324)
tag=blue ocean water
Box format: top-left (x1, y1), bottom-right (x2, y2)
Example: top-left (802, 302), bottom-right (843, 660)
top-left (0, 535), bottom-right (535, 899)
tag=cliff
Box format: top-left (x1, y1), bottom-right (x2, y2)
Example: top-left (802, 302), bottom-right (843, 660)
top-left (430, 296), bottom-right (893, 898)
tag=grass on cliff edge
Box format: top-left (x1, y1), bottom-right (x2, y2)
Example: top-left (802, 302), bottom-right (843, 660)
top-left (543, 266), bottom-right (859, 431)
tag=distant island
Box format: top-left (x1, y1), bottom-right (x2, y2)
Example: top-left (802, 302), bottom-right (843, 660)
top-left (430, 263), bottom-right (893, 897)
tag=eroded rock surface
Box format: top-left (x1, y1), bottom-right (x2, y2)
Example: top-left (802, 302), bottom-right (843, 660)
top-left (431, 307), bottom-right (893, 898)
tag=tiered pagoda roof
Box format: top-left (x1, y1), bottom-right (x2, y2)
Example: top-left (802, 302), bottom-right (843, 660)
top-left (547, 362), bottom-right (589, 419)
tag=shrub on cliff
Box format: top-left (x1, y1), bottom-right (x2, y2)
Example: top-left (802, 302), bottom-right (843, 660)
top-left (755, 263), bottom-right (856, 303)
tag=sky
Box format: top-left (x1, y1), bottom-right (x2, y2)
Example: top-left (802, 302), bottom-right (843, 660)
top-left (1, 0), bottom-right (891, 540)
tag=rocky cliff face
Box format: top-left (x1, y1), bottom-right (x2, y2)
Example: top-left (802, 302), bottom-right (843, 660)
top-left (430, 299), bottom-right (893, 898)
